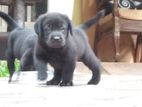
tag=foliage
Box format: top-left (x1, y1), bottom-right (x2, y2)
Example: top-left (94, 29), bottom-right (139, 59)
top-left (0, 60), bottom-right (20, 77)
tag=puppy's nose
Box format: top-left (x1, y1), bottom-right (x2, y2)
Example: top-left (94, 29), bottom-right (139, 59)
top-left (52, 36), bottom-right (61, 41)
top-left (53, 36), bottom-right (60, 40)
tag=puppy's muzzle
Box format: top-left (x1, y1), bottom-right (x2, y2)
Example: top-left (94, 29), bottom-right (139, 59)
top-left (47, 32), bottom-right (65, 48)
top-left (51, 35), bottom-right (62, 42)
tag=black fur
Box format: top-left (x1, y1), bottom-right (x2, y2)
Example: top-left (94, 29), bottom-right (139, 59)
top-left (0, 11), bottom-right (37, 82)
top-left (97, 0), bottom-right (113, 16)
top-left (34, 10), bottom-right (105, 86)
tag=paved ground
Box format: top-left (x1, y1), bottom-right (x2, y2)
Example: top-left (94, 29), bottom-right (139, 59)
top-left (0, 62), bottom-right (142, 107)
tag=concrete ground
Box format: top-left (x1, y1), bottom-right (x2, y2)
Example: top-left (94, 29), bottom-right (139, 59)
top-left (0, 62), bottom-right (142, 107)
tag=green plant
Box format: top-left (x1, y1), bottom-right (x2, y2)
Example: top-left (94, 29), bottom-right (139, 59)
top-left (0, 60), bottom-right (9, 77)
top-left (14, 59), bottom-right (20, 72)
top-left (0, 59), bottom-right (20, 77)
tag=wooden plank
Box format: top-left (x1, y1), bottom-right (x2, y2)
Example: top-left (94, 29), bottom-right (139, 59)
top-left (76, 62), bottom-right (142, 75)
top-left (0, 32), bottom-right (8, 59)
top-left (0, 0), bottom-right (42, 5)
top-left (0, 0), bottom-right (12, 5)
top-left (120, 18), bottom-right (142, 32)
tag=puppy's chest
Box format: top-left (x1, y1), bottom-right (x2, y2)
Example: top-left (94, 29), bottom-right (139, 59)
top-left (46, 53), bottom-right (65, 63)
top-left (46, 53), bottom-right (66, 68)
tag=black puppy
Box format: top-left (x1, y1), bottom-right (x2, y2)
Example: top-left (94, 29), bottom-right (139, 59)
top-left (34, 9), bottom-right (105, 86)
top-left (0, 11), bottom-right (37, 82)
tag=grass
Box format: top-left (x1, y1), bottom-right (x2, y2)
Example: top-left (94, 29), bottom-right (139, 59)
top-left (0, 60), bottom-right (20, 77)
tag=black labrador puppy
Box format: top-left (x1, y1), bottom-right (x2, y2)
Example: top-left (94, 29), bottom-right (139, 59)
top-left (0, 11), bottom-right (37, 82)
top-left (34, 9), bottom-right (105, 86)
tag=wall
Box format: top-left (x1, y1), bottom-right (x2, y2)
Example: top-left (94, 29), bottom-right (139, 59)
top-left (48, 0), bottom-right (74, 19)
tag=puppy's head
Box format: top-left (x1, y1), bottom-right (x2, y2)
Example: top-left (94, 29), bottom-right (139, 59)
top-left (34, 12), bottom-right (73, 49)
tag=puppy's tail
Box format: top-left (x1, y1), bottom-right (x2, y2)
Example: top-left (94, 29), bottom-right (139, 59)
top-left (79, 9), bottom-right (106, 30)
top-left (0, 11), bottom-right (19, 30)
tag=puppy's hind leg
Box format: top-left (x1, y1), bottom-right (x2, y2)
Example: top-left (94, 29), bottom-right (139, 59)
top-left (7, 53), bottom-right (15, 83)
top-left (82, 48), bottom-right (101, 85)
top-left (20, 48), bottom-right (34, 71)
top-left (16, 48), bottom-right (34, 81)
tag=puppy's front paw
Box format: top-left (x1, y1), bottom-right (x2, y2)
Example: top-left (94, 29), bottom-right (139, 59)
top-left (38, 71), bottom-right (47, 81)
top-left (46, 79), bottom-right (60, 85)
top-left (88, 77), bottom-right (100, 85)
top-left (60, 81), bottom-right (73, 86)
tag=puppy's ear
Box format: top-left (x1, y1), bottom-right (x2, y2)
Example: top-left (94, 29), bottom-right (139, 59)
top-left (64, 15), bottom-right (73, 36)
top-left (34, 15), bottom-right (45, 36)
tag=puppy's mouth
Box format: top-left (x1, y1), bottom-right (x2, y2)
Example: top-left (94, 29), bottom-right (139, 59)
top-left (48, 42), bottom-right (65, 48)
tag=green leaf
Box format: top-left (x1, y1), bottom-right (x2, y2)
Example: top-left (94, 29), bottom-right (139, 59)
top-left (0, 59), bottom-right (20, 77)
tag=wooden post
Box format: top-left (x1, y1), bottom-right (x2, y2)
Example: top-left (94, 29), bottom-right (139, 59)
top-left (35, 0), bottom-right (47, 18)
top-left (13, 0), bottom-right (25, 27)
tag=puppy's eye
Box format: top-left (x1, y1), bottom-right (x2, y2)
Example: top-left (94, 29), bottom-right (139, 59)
top-left (58, 24), bottom-right (64, 31)
top-left (60, 27), bottom-right (65, 32)
top-left (47, 24), bottom-right (52, 29)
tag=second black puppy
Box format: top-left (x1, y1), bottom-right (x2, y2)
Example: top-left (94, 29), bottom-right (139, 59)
top-left (34, 9), bottom-right (105, 86)
top-left (0, 11), bottom-right (37, 82)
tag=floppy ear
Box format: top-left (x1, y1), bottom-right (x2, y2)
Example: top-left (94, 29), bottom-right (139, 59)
top-left (64, 15), bottom-right (73, 36)
top-left (34, 15), bottom-right (45, 36)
